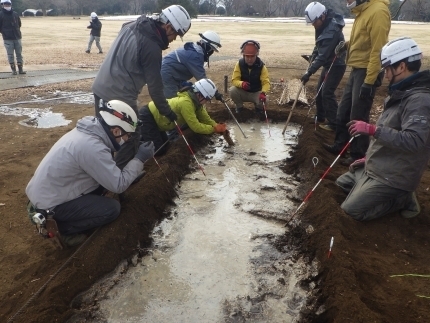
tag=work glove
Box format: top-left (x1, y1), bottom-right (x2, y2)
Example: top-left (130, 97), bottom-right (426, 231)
top-left (213, 123), bottom-right (227, 133)
top-left (135, 141), bottom-right (154, 163)
top-left (347, 120), bottom-right (376, 137)
top-left (359, 83), bottom-right (373, 99)
top-left (241, 81), bottom-right (251, 91)
top-left (349, 157), bottom-right (366, 173)
top-left (335, 41), bottom-right (347, 56)
top-left (164, 109), bottom-right (177, 122)
top-left (214, 91), bottom-right (224, 102)
top-left (259, 92), bottom-right (266, 103)
top-left (300, 72), bottom-right (311, 85)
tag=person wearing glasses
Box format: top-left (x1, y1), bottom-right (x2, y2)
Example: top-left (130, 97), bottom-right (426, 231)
top-left (92, 5), bottom-right (192, 169)
top-left (26, 101), bottom-right (155, 247)
top-left (229, 40), bottom-right (270, 117)
top-left (335, 37), bottom-right (430, 221)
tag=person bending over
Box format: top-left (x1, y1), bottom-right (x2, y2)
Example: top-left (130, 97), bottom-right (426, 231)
top-left (139, 78), bottom-right (226, 155)
top-left (26, 100), bottom-right (154, 247)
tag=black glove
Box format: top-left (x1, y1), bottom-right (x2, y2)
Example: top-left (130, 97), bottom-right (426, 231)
top-left (214, 91), bottom-right (224, 102)
top-left (164, 110), bottom-right (177, 122)
top-left (301, 72), bottom-right (311, 85)
top-left (135, 141), bottom-right (154, 163)
top-left (359, 83), bottom-right (373, 99)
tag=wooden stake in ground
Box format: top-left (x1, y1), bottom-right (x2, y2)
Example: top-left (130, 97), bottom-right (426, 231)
top-left (282, 83), bottom-right (304, 135)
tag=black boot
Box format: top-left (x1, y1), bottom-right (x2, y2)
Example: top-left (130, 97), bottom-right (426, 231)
top-left (10, 63), bottom-right (17, 75)
top-left (17, 64), bottom-right (26, 74)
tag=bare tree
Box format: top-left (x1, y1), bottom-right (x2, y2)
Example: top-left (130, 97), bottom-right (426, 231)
top-left (129, 0), bottom-right (144, 14)
top-left (74, 0), bottom-right (86, 15)
top-left (290, 0), bottom-right (307, 16)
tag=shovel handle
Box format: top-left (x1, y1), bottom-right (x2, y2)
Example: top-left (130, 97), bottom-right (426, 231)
top-left (282, 83), bottom-right (304, 134)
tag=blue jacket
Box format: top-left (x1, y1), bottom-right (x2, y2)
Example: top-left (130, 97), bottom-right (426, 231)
top-left (161, 42), bottom-right (207, 98)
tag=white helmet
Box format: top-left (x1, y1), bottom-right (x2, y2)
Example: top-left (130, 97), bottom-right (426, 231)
top-left (1, 0), bottom-right (12, 4)
top-left (90, 12), bottom-right (97, 19)
top-left (99, 100), bottom-right (138, 133)
top-left (193, 79), bottom-right (217, 100)
top-left (199, 31), bottom-right (221, 52)
top-left (304, 2), bottom-right (326, 24)
top-left (380, 37), bottom-right (422, 68)
top-left (160, 5), bottom-right (191, 37)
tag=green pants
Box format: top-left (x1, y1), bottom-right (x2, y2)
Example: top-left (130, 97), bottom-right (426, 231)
top-left (335, 168), bottom-right (410, 221)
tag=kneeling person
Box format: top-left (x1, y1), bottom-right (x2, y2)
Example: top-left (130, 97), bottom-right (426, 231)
top-left (335, 37), bottom-right (430, 221)
top-left (139, 78), bottom-right (226, 155)
top-left (26, 100), bottom-right (155, 247)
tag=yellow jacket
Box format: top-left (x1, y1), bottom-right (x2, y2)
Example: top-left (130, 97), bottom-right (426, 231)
top-left (347, 0), bottom-right (391, 85)
top-left (149, 91), bottom-right (217, 134)
top-left (232, 59), bottom-right (271, 93)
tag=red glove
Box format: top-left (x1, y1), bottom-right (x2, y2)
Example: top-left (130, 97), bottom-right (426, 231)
top-left (259, 92), bottom-right (266, 102)
top-left (347, 120), bottom-right (376, 137)
top-left (241, 82), bottom-right (251, 91)
top-left (213, 123), bottom-right (227, 133)
top-left (349, 157), bottom-right (366, 173)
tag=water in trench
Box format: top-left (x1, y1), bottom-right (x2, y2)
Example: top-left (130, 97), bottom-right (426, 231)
top-left (0, 91), bottom-right (93, 128)
top-left (89, 122), bottom-right (313, 323)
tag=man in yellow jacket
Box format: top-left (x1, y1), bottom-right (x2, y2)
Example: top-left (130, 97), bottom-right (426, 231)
top-left (323, 0), bottom-right (390, 165)
top-left (139, 78), bottom-right (227, 155)
top-left (229, 40), bottom-right (270, 116)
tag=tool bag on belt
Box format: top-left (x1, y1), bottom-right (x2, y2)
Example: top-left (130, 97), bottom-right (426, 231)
top-left (27, 201), bottom-right (64, 249)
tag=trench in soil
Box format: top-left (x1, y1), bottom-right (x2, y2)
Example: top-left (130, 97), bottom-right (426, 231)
top-left (71, 122), bottom-right (317, 323)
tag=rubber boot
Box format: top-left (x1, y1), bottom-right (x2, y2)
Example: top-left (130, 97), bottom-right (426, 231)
top-left (10, 63), bottom-right (17, 75)
top-left (17, 64), bottom-right (26, 75)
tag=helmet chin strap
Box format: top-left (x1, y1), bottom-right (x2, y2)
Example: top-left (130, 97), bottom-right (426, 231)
top-left (387, 66), bottom-right (403, 88)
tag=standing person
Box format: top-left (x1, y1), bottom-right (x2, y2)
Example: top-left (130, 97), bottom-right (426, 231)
top-left (139, 78), bottom-right (226, 155)
top-left (229, 40), bottom-right (270, 116)
top-left (0, 0), bottom-right (25, 75)
top-left (335, 37), bottom-right (430, 221)
top-left (161, 30), bottom-right (221, 98)
top-left (301, 2), bottom-right (346, 132)
top-left (323, 0), bottom-right (390, 164)
top-left (26, 100), bottom-right (155, 247)
top-left (86, 12), bottom-right (102, 54)
top-left (92, 5), bottom-right (191, 169)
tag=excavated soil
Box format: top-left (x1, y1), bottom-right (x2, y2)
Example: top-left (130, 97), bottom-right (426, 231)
top-left (1, 68), bottom-right (429, 323)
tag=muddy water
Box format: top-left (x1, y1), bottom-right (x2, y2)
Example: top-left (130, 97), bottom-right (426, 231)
top-left (0, 91), bottom-right (93, 128)
top-left (91, 122), bottom-right (311, 322)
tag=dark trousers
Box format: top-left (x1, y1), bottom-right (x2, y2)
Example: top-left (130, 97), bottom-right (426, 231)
top-left (93, 93), bottom-right (141, 170)
top-left (139, 105), bottom-right (169, 156)
top-left (334, 68), bottom-right (381, 159)
top-left (336, 168), bottom-right (410, 221)
top-left (315, 64), bottom-right (346, 126)
top-left (52, 193), bottom-right (121, 235)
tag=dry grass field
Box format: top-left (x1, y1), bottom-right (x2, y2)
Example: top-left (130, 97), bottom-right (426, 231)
top-left (1, 15), bottom-right (430, 323)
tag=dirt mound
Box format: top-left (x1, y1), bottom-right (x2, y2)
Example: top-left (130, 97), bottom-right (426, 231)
top-left (1, 73), bottom-right (429, 323)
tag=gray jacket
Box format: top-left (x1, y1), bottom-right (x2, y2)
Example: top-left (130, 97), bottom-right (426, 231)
top-left (92, 16), bottom-right (171, 115)
top-left (366, 70), bottom-right (430, 191)
top-left (26, 117), bottom-right (143, 210)
top-left (308, 9), bottom-right (345, 75)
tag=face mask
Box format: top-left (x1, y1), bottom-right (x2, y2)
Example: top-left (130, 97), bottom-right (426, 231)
top-left (118, 137), bottom-right (125, 146)
top-left (346, 1), bottom-right (357, 9)
top-left (3, 6), bottom-right (12, 11)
